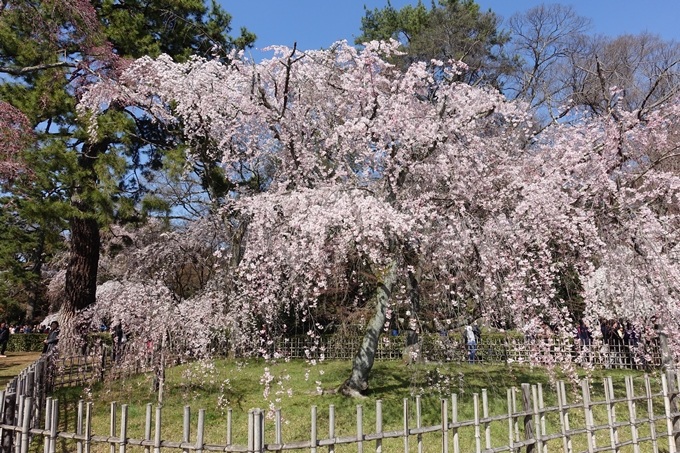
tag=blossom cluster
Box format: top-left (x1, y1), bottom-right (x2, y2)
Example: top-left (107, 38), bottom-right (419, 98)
top-left (79, 40), bottom-right (680, 362)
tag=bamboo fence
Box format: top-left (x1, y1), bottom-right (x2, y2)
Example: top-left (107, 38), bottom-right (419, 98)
top-left (3, 370), bottom-right (680, 453)
top-left (0, 335), bottom-right (670, 453)
top-left (272, 335), bottom-right (661, 369)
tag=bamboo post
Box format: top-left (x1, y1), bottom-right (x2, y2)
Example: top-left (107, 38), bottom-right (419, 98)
top-left (275, 409), bottom-right (283, 452)
top-left (144, 404), bottom-right (152, 453)
top-left (84, 403), bottom-right (92, 453)
top-left (251, 410), bottom-right (262, 453)
top-left (328, 404), bottom-right (335, 453)
top-left (119, 404), bottom-right (128, 453)
top-left (259, 409), bottom-right (265, 453)
top-left (311, 406), bottom-right (317, 453)
top-left (644, 375), bottom-right (659, 453)
top-left (532, 385), bottom-right (543, 453)
top-left (662, 374), bottom-right (677, 453)
top-left (153, 406), bottom-right (162, 453)
top-left (357, 405), bottom-right (363, 453)
top-left (48, 399), bottom-right (57, 453)
top-left (538, 384), bottom-right (546, 447)
top-left (521, 383), bottom-right (535, 453)
top-left (15, 394), bottom-right (24, 453)
top-left (182, 406), bottom-right (190, 453)
top-left (24, 372), bottom-right (34, 426)
top-left (665, 369), bottom-right (680, 452)
top-left (43, 397), bottom-right (51, 453)
top-left (416, 396), bottom-right (422, 453)
top-left (483, 389), bottom-right (491, 450)
top-left (513, 387), bottom-right (520, 442)
top-left (604, 377), bottom-right (619, 453)
top-left (226, 408), bottom-right (232, 447)
top-left (560, 381), bottom-right (572, 453)
top-left (196, 409), bottom-right (205, 453)
top-left (110, 402), bottom-right (117, 453)
top-left (403, 399), bottom-right (409, 453)
top-left (442, 398), bottom-right (449, 453)
top-left (507, 389), bottom-right (514, 453)
top-left (473, 393), bottom-right (481, 453)
top-left (33, 361), bottom-right (43, 419)
top-left (3, 387), bottom-right (16, 453)
top-left (19, 397), bottom-right (31, 453)
top-left (376, 400), bottom-right (383, 453)
top-left (626, 375), bottom-right (640, 453)
top-left (29, 368), bottom-right (39, 432)
top-left (247, 410), bottom-right (254, 453)
top-left (582, 379), bottom-right (596, 453)
top-left (77, 400), bottom-right (84, 453)
top-left (452, 394), bottom-right (459, 453)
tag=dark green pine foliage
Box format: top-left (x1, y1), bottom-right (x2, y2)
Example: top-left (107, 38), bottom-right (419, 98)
top-left (0, 0), bottom-right (254, 324)
top-left (355, 0), bottom-right (516, 88)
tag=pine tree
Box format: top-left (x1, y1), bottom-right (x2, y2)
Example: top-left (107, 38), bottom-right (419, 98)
top-left (0, 0), bottom-right (254, 338)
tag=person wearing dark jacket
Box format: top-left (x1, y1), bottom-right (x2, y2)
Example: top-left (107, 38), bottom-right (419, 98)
top-left (43, 321), bottom-right (60, 353)
top-left (0, 322), bottom-right (9, 357)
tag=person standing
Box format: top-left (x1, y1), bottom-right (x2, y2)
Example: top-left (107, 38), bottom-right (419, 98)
top-left (42, 321), bottom-right (60, 353)
top-left (464, 325), bottom-right (477, 364)
top-left (577, 319), bottom-right (593, 363)
top-left (0, 322), bottom-right (9, 357)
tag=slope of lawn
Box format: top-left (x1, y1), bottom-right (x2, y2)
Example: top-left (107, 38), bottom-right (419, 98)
top-left (0, 351), bottom-right (42, 387)
top-left (47, 358), bottom-right (661, 453)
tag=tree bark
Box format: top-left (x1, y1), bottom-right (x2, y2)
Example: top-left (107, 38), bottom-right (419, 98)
top-left (60, 215), bottom-right (100, 353)
top-left (59, 139), bottom-right (107, 353)
top-left (658, 324), bottom-right (674, 370)
top-left (25, 229), bottom-right (45, 322)
top-left (339, 261), bottom-right (398, 397)
top-left (64, 216), bottom-right (100, 311)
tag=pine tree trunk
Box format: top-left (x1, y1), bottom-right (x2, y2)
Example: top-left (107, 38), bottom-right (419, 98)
top-left (64, 216), bottom-right (99, 311)
top-left (60, 216), bottom-right (100, 354)
top-left (339, 261), bottom-right (398, 397)
top-left (25, 230), bottom-right (45, 322)
top-left (59, 140), bottom-right (106, 354)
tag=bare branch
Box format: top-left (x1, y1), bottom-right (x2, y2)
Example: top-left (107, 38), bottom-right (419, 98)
top-left (0, 61), bottom-right (77, 75)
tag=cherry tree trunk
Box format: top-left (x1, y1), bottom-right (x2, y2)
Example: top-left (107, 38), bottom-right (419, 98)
top-left (340, 261), bottom-right (398, 397)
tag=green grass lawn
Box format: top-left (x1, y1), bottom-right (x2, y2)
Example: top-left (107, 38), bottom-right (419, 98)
top-left (0, 351), bottom-right (42, 387)
top-left (46, 358), bottom-right (669, 453)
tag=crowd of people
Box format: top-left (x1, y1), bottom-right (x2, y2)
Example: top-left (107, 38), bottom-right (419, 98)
top-left (576, 319), bottom-right (643, 367)
top-left (0, 321), bottom-right (60, 356)
top-left (1, 324), bottom-right (52, 334)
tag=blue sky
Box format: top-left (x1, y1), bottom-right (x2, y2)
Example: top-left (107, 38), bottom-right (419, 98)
top-left (221, 0), bottom-right (680, 62)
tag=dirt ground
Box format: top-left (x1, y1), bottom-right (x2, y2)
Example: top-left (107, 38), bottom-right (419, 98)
top-left (0, 352), bottom-right (42, 388)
